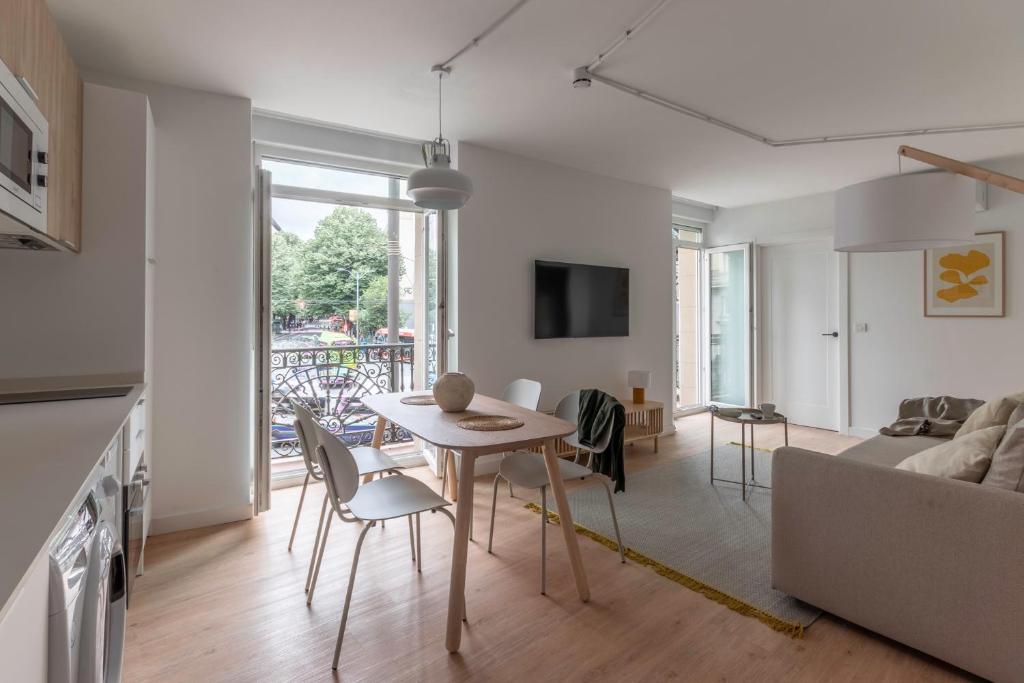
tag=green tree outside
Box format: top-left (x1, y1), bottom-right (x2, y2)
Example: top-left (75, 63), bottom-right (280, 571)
top-left (271, 206), bottom-right (404, 340)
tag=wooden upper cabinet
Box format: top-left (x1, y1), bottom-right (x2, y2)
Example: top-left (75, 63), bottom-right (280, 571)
top-left (0, 0), bottom-right (83, 251)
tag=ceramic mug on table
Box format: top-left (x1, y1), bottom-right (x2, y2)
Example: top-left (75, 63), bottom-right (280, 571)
top-left (759, 403), bottom-right (776, 419)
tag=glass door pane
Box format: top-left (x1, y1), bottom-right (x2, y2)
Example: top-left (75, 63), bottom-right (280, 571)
top-left (706, 244), bottom-right (751, 407)
top-left (675, 246), bottom-right (701, 410)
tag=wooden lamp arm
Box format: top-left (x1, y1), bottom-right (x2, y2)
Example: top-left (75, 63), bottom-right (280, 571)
top-left (899, 145), bottom-right (1024, 195)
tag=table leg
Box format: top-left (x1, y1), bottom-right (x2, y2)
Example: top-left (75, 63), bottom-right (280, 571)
top-left (445, 450), bottom-right (476, 653)
top-left (741, 423), bottom-right (747, 501)
top-left (709, 411), bottom-right (715, 485)
top-left (784, 419), bottom-right (789, 446)
top-left (751, 425), bottom-right (755, 483)
top-left (364, 415), bottom-right (387, 484)
top-left (541, 438), bottom-right (590, 603)
top-left (445, 449), bottom-right (459, 502)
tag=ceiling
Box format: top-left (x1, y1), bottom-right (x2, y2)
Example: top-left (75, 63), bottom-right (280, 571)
top-left (49, 0), bottom-right (1024, 207)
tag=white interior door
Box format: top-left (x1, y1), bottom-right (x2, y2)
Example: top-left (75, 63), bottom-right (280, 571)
top-left (760, 241), bottom-right (839, 430)
top-left (703, 243), bottom-right (752, 407)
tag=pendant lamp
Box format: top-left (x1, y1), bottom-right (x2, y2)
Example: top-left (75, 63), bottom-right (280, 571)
top-left (834, 171), bottom-right (975, 252)
top-left (407, 66), bottom-right (474, 210)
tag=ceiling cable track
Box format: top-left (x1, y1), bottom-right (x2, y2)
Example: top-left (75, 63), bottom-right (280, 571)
top-left (436, 0), bottom-right (536, 70)
top-left (579, 1), bottom-right (1024, 146)
top-left (586, 0), bottom-right (678, 72)
top-left (588, 72), bottom-right (1024, 146)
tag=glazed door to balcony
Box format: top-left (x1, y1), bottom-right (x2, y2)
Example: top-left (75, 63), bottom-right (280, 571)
top-left (254, 158), bottom-right (446, 505)
top-left (703, 243), bottom-right (752, 408)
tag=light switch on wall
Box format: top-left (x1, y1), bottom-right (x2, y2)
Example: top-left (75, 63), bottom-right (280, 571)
top-left (855, 323), bottom-right (868, 333)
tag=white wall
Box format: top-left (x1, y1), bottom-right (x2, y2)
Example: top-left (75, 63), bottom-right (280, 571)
top-left (0, 86), bottom-right (148, 381)
top-left (707, 156), bottom-right (1024, 435)
top-left (456, 142), bottom-right (674, 422)
top-left (83, 72), bottom-right (254, 533)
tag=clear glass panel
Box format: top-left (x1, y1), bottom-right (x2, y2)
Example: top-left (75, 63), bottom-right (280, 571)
top-left (263, 158), bottom-right (404, 198)
top-left (675, 247), bottom-right (701, 409)
top-left (708, 248), bottom-right (748, 406)
top-left (673, 224), bottom-right (702, 244)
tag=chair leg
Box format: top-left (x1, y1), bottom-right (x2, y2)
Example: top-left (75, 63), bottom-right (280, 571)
top-left (407, 514), bottom-right (416, 563)
top-left (332, 521), bottom-right (374, 671)
top-left (508, 480), bottom-right (514, 498)
top-left (416, 513), bottom-right (422, 572)
top-left (440, 450), bottom-right (449, 497)
top-left (597, 477), bottom-right (625, 564)
top-left (487, 474), bottom-right (502, 553)
top-left (305, 493), bottom-right (329, 593)
top-left (288, 471), bottom-right (311, 552)
top-left (306, 510), bottom-right (334, 605)
top-left (540, 485), bottom-right (547, 595)
top-left (379, 473), bottom-right (385, 529)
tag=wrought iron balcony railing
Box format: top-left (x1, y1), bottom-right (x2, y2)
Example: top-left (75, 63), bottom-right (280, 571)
top-left (269, 342), bottom-right (434, 458)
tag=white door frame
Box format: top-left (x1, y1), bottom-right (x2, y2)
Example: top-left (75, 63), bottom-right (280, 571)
top-left (755, 237), bottom-right (850, 434)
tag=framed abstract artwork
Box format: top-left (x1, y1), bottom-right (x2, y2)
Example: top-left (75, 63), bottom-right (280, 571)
top-left (924, 231), bottom-right (1005, 317)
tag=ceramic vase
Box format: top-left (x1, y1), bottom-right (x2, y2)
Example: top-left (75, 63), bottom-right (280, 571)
top-left (432, 372), bottom-right (475, 412)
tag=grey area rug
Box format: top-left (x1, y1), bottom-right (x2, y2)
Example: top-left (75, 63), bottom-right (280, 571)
top-left (557, 445), bottom-right (820, 633)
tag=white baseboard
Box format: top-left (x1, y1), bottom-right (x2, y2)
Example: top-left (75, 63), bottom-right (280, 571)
top-left (151, 502), bottom-right (253, 536)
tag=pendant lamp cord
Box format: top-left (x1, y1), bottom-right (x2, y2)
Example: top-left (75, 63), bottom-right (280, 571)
top-left (438, 72), bottom-right (444, 142)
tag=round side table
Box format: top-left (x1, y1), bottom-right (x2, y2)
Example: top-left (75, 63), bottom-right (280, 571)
top-left (709, 406), bottom-right (788, 500)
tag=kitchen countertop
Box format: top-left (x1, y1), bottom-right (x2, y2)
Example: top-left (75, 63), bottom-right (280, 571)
top-left (0, 383), bottom-right (143, 619)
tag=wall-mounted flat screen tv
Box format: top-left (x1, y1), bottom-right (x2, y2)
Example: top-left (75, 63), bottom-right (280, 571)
top-left (534, 260), bottom-right (629, 339)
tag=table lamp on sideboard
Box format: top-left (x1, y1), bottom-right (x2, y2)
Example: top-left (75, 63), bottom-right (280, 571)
top-left (628, 370), bottom-right (651, 404)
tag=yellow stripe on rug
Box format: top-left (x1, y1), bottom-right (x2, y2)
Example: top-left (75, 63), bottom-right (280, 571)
top-left (523, 502), bottom-right (805, 638)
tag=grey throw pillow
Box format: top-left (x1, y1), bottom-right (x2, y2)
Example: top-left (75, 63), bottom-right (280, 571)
top-left (981, 405), bottom-right (1024, 492)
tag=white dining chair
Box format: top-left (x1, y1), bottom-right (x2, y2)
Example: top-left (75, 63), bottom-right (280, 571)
top-left (487, 390), bottom-right (625, 594)
top-left (311, 428), bottom-right (464, 670)
top-left (439, 378), bottom-right (543, 497)
top-left (290, 401), bottom-right (408, 600)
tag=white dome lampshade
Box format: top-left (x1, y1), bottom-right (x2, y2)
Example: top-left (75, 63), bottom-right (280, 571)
top-left (834, 172), bottom-right (975, 252)
top-left (407, 141), bottom-right (473, 210)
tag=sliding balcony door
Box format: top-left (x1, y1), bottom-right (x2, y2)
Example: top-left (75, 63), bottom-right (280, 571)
top-left (703, 243), bottom-right (752, 408)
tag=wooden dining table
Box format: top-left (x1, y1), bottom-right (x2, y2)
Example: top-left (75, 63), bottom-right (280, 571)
top-left (361, 391), bottom-right (589, 653)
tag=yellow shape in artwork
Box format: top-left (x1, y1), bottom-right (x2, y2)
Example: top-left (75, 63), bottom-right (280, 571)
top-left (939, 269), bottom-right (962, 284)
top-left (968, 275), bottom-right (988, 286)
top-left (937, 283), bottom-right (979, 303)
top-left (938, 249), bottom-right (990, 276)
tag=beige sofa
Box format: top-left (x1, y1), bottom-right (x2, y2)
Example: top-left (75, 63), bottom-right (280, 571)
top-left (772, 435), bottom-right (1024, 682)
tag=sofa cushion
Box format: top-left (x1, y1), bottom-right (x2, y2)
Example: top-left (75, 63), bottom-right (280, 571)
top-left (955, 396), bottom-right (1021, 438)
top-left (896, 425), bottom-right (1005, 482)
top-left (981, 418), bottom-right (1024, 493)
top-left (839, 434), bottom-right (946, 468)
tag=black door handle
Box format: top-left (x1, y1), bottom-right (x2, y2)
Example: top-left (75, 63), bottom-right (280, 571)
top-left (821, 331), bottom-right (838, 338)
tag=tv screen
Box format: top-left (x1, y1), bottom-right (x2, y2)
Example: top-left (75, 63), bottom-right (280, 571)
top-left (534, 260), bottom-right (629, 339)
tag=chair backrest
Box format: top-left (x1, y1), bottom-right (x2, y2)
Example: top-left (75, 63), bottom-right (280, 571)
top-left (502, 378), bottom-right (542, 411)
top-left (290, 400), bottom-right (323, 480)
top-left (313, 427), bottom-right (361, 512)
top-left (555, 390), bottom-right (614, 452)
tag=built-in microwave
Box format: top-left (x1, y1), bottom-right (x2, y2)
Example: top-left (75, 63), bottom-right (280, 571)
top-left (0, 55), bottom-right (48, 244)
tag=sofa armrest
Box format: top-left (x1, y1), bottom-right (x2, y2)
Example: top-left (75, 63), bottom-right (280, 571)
top-left (772, 447), bottom-right (1024, 683)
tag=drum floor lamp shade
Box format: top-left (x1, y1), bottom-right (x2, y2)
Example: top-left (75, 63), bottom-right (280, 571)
top-left (834, 172), bottom-right (976, 252)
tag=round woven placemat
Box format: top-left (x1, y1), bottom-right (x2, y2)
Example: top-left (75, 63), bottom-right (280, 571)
top-left (457, 414), bottom-right (524, 431)
top-left (400, 394), bottom-right (436, 406)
